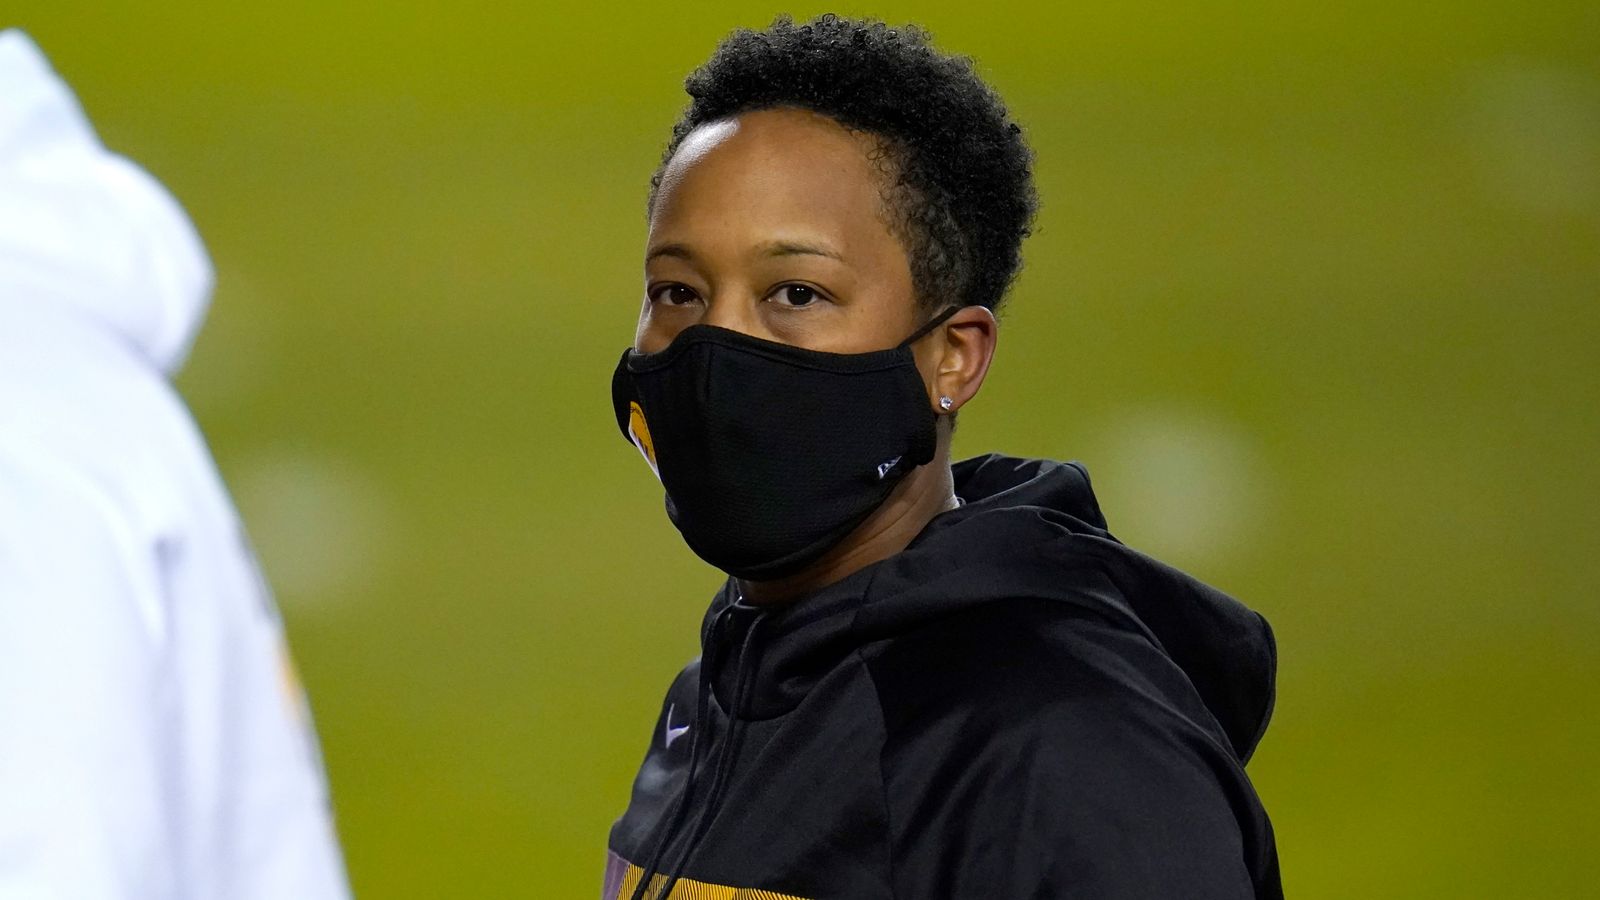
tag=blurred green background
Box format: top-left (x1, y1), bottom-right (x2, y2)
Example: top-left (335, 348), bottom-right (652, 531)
top-left (10, 1), bottom-right (1597, 896)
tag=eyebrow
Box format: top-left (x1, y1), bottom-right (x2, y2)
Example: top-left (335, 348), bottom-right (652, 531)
top-left (644, 240), bottom-right (846, 264)
top-left (645, 243), bottom-right (694, 263)
top-left (756, 240), bottom-right (845, 262)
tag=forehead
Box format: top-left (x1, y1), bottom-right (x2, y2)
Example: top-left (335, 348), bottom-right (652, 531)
top-left (650, 108), bottom-right (895, 248)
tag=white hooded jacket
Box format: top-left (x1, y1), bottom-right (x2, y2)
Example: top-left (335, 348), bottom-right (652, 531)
top-left (0, 30), bottom-right (350, 899)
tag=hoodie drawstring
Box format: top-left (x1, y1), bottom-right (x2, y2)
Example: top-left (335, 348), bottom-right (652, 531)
top-left (627, 604), bottom-right (766, 900)
top-left (654, 611), bottom-right (764, 898)
top-left (626, 605), bottom-right (728, 900)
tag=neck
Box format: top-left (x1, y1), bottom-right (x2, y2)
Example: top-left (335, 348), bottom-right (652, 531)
top-left (738, 443), bottom-right (958, 607)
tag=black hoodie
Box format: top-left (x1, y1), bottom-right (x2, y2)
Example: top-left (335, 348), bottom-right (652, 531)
top-left (605, 455), bottom-right (1282, 899)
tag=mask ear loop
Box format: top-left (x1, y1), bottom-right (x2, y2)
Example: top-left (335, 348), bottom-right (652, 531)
top-left (900, 305), bottom-right (967, 422)
top-left (896, 304), bottom-right (965, 349)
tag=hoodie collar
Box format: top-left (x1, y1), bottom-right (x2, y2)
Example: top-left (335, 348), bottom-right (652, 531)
top-left (700, 454), bottom-right (1277, 763)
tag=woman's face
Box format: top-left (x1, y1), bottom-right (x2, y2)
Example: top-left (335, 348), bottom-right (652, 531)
top-left (635, 107), bottom-right (922, 355)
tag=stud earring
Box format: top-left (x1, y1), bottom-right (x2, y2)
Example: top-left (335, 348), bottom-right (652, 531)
top-left (939, 396), bottom-right (954, 411)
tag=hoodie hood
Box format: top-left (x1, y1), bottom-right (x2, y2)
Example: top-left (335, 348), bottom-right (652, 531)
top-left (704, 453), bottom-right (1277, 763)
top-left (0, 29), bottom-right (212, 375)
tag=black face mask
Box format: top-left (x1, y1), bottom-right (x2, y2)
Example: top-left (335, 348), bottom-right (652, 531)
top-left (611, 308), bottom-right (959, 581)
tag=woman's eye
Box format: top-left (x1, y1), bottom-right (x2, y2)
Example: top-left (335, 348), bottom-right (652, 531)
top-left (771, 284), bottom-right (820, 307)
top-left (649, 284), bottom-right (699, 305)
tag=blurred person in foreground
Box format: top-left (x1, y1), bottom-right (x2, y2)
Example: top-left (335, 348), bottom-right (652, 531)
top-left (0, 31), bottom-right (349, 898)
top-left (605, 16), bottom-right (1281, 900)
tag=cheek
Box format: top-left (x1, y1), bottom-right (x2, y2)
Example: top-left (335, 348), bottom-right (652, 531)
top-left (634, 303), bottom-right (701, 353)
top-left (911, 339), bottom-right (943, 389)
top-left (632, 299), bottom-right (658, 351)
top-left (632, 298), bottom-right (650, 341)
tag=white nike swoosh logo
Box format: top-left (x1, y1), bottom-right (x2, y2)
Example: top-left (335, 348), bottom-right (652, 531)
top-left (664, 702), bottom-right (690, 750)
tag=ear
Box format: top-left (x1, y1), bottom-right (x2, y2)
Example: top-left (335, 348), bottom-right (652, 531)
top-left (916, 305), bottom-right (998, 415)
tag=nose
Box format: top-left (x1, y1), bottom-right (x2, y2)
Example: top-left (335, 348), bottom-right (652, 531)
top-left (635, 293), bottom-right (767, 354)
top-left (699, 296), bottom-right (764, 338)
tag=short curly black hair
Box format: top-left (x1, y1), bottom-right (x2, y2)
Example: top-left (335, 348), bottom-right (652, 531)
top-left (651, 14), bottom-right (1037, 312)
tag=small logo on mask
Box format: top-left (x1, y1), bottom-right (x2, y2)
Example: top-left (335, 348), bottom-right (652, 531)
top-left (628, 401), bottom-right (660, 477)
top-left (876, 456), bottom-right (902, 480)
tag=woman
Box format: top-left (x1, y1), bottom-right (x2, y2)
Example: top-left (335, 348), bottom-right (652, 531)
top-left (606, 15), bottom-right (1281, 899)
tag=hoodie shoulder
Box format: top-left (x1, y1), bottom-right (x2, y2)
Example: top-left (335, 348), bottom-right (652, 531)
top-left (862, 598), bottom-right (1278, 898)
top-left (0, 29), bottom-right (213, 376)
top-left (863, 596), bottom-right (1240, 764)
top-left (923, 456), bottom-right (1276, 762)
